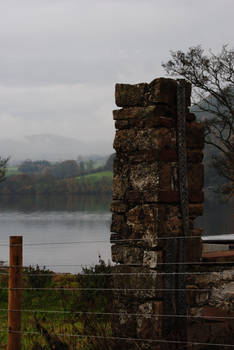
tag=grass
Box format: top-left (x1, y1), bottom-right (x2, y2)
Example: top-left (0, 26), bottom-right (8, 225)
top-left (0, 263), bottom-right (112, 350)
top-left (77, 171), bottom-right (113, 180)
top-left (6, 167), bottom-right (22, 176)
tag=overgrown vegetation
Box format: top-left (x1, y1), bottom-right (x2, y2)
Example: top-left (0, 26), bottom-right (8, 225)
top-left (0, 259), bottom-right (113, 350)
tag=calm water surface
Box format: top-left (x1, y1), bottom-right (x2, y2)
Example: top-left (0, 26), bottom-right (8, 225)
top-left (0, 195), bottom-right (112, 272)
top-left (0, 195), bottom-right (232, 272)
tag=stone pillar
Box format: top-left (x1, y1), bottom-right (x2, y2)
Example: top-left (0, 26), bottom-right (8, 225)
top-left (110, 78), bottom-right (204, 349)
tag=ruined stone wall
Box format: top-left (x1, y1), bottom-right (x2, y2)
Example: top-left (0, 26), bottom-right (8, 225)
top-left (110, 77), bottom-right (204, 349)
top-left (187, 268), bottom-right (234, 348)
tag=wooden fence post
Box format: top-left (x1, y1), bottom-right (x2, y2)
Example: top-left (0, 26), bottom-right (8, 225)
top-left (7, 236), bottom-right (23, 350)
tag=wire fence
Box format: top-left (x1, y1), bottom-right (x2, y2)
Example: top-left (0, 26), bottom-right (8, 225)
top-left (0, 236), bottom-right (233, 350)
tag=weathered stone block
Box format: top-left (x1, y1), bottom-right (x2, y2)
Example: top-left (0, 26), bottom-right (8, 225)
top-left (189, 191), bottom-right (204, 203)
top-left (187, 150), bottom-right (204, 163)
top-left (129, 162), bottom-right (159, 192)
top-left (187, 122), bottom-right (205, 149)
top-left (115, 115), bottom-right (175, 130)
top-left (159, 162), bottom-right (178, 191)
top-left (148, 78), bottom-right (177, 107)
top-left (113, 128), bottom-right (176, 153)
top-left (186, 112), bottom-right (196, 121)
top-left (186, 237), bottom-right (202, 262)
top-left (189, 204), bottom-right (204, 218)
top-left (126, 190), bottom-right (159, 203)
top-left (126, 204), bottom-right (161, 247)
top-left (110, 200), bottom-right (128, 213)
top-left (137, 301), bottom-right (163, 339)
top-left (161, 205), bottom-right (182, 234)
top-left (143, 250), bottom-right (163, 269)
top-left (188, 163), bottom-right (204, 190)
top-left (111, 245), bottom-right (143, 265)
top-left (113, 105), bottom-right (173, 121)
top-left (115, 83), bottom-right (148, 107)
top-left (111, 213), bottom-right (127, 234)
top-left (112, 164), bottom-right (129, 200)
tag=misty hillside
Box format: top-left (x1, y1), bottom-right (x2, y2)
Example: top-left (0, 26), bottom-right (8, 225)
top-left (0, 134), bottom-right (113, 163)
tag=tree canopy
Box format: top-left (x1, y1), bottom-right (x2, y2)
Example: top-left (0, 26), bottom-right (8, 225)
top-left (0, 157), bottom-right (9, 183)
top-left (162, 45), bottom-right (234, 198)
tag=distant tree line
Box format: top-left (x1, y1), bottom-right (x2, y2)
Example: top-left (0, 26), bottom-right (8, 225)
top-left (18, 154), bottom-right (114, 179)
top-left (0, 154), bottom-right (114, 195)
top-left (0, 173), bottom-right (112, 195)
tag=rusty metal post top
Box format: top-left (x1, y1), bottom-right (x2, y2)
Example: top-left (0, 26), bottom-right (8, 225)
top-left (10, 236), bottom-right (22, 244)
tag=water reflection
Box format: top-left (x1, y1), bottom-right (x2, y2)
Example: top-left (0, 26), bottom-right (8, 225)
top-left (0, 195), bottom-right (112, 272)
top-left (0, 195), bottom-right (112, 213)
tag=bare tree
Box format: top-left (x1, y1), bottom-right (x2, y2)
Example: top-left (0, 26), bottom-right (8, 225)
top-left (162, 45), bottom-right (234, 197)
top-left (0, 157), bottom-right (9, 183)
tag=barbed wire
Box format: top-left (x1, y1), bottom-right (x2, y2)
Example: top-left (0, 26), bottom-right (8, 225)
top-left (0, 234), bottom-right (227, 247)
top-left (0, 287), bottom-right (211, 292)
top-left (2, 261), bottom-right (234, 269)
top-left (1, 270), bottom-right (232, 277)
top-left (0, 329), bottom-right (233, 347)
top-left (1, 308), bottom-right (233, 320)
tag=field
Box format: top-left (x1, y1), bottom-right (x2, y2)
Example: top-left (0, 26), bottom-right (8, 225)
top-left (5, 167), bottom-right (22, 176)
top-left (0, 263), bottom-right (112, 350)
top-left (77, 171), bottom-right (113, 180)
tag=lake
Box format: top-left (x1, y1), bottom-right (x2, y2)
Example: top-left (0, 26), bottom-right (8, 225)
top-left (0, 195), bottom-right (232, 272)
top-left (0, 195), bottom-right (112, 273)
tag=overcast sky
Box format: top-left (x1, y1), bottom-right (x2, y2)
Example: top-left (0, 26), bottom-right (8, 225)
top-left (0, 0), bottom-right (233, 146)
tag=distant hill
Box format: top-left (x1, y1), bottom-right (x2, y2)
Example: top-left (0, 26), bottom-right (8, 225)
top-left (0, 134), bottom-right (113, 163)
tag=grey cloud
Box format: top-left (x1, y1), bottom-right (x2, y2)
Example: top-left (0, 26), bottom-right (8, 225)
top-left (0, 0), bottom-right (233, 152)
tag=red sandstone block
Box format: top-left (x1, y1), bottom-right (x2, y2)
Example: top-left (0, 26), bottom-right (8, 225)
top-left (189, 191), bottom-right (204, 203)
top-left (188, 163), bottom-right (204, 190)
top-left (187, 150), bottom-right (204, 163)
top-left (189, 204), bottom-right (204, 218)
top-left (187, 112), bottom-right (196, 121)
top-left (160, 149), bottom-right (177, 162)
top-left (159, 191), bottom-right (180, 203)
top-left (186, 237), bottom-right (202, 262)
top-left (187, 122), bottom-right (205, 149)
top-left (110, 201), bottom-right (128, 213)
top-left (159, 191), bottom-right (204, 203)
